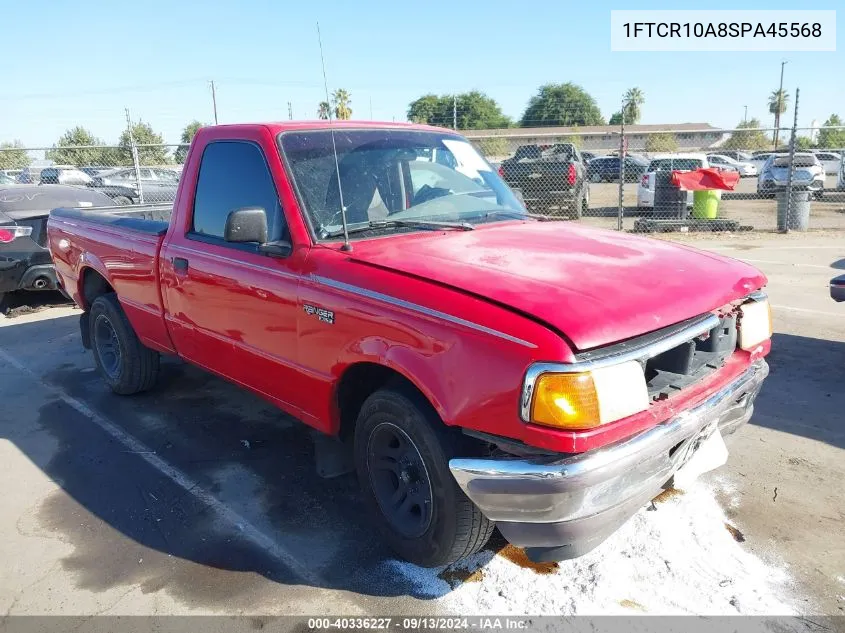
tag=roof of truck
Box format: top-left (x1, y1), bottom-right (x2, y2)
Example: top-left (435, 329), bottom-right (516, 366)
top-left (207, 120), bottom-right (454, 134)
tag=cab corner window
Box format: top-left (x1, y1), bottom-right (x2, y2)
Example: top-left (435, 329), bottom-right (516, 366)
top-left (191, 141), bottom-right (285, 243)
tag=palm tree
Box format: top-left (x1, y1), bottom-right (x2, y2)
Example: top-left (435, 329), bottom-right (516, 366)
top-left (768, 89), bottom-right (790, 147)
top-left (332, 89), bottom-right (352, 120)
top-left (317, 101), bottom-right (331, 120)
top-left (622, 87), bottom-right (645, 124)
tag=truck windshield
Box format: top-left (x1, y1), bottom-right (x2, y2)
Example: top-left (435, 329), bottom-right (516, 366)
top-left (278, 129), bottom-right (526, 239)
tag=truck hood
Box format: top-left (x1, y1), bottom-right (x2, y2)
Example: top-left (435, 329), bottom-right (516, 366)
top-left (349, 222), bottom-right (765, 350)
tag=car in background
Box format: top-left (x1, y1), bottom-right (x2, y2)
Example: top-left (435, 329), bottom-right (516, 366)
top-left (0, 184), bottom-right (116, 302)
top-left (707, 154), bottom-right (757, 177)
top-left (581, 151), bottom-right (597, 163)
top-left (16, 164), bottom-right (76, 184)
top-left (587, 155), bottom-right (648, 183)
top-left (89, 167), bottom-right (180, 203)
top-left (717, 150), bottom-right (753, 162)
top-left (80, 166), bottom-right (114, 177)
top-left (0, 173), bottom-right (16, 185)
top-left (1, 169), bottom-right (22, 180)
top-left (812, 151), bottom-right (842, 175)
top-left (831, 274), bottom-right (845, 302)
top-left (38, 166), bottom-right (93, 186)
top-left (748, 153), bottom-right (775, 172)
top-left (636, 154), bottom-right (709, 208)
top-left (499, 143), bottom-right (588, 218)
top-left (757, 153), bottom-right (825, 199)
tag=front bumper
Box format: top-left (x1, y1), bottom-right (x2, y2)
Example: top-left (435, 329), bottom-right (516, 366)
top-left (450, 360), bottom-right (769, 562)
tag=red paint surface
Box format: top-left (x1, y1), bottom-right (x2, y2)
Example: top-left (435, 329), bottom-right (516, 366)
top-left (47, 121), bottom-right (769, 453)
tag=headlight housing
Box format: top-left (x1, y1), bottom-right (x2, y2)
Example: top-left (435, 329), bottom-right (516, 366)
top-left (527, 361), bottom-right (649, 430)
top-left (738, 297), bottom-right (772, 350)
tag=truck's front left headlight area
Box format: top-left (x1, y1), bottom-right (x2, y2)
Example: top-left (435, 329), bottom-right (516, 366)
top-left (529, 361), bottom-right (649, 430)
top-left (738, 298), bottom-right (772, 350)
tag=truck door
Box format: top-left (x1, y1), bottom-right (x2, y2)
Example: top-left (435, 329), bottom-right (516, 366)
top-left (160, 139), bottom-right (305, 412)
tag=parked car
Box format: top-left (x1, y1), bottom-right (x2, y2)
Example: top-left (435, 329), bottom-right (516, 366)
top-left (1, 169), bottom-right (22, 180)
top-left (581, 151), bottom-right (597, 163)
top-left (0, 184), bottom-right (115, 303)
top-left (47, 121), bottom-right (772, 567)
top-left (717, 150), bottom-right (753, 162)
top-left (38, 166), bottom-right (93, 186)
top-left (499, 143), bottom-right (588, 218)
top-left (16, 164), bottom-right (76, 184)
top-left (757, 153), bottom-right (825, 199)
top-left (0, 173), bottom-right (15, 185)
top-left (748, 153), bottom-right (775, 172)
top-left (587, 155), bottom-right (649, 183)
top-left (831, 274), bottom-right (845, 302)
top-left (637, 154), bottom-right (709, 208)
top-left (80, 166), bottom-right (114, 177)
top-left (89, 167), bottom-right (180, 204)
top-left (812, 151), bottom-right (842, 175)
top-left (706, 154), bottom-right (757, 177)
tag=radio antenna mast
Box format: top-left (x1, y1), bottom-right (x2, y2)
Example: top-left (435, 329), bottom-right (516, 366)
top-left (317, 22), bottom-right (351, 252)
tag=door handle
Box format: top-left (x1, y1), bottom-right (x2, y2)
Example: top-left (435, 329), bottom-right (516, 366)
top-left (173, 257), bottom-right (189, 274)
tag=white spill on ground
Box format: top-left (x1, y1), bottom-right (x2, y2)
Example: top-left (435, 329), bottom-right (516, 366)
top-left (385, 479), bottom-right (798, 616)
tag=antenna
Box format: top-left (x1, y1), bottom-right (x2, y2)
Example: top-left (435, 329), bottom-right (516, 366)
top-left (317, 22), bottom-right (351, 252)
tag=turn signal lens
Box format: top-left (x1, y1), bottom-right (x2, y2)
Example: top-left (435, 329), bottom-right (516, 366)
top-left (530, 361), bottom-right (650, 430)
top-left (532, 372), bottom-right (600, 429)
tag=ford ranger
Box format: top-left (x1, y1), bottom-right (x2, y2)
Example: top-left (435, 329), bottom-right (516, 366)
top-left (46, 121), bottom-right (771, 567)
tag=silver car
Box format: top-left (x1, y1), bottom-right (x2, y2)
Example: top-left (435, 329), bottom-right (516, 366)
top-left (757, 153), bottom-right (825, 199)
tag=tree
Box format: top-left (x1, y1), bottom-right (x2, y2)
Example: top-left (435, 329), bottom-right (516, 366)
top-left (768, 89), bottom-right (789, 147)
top-left (520, 83), bottom-right (604, 127)
top-left (622, 87), bottom-right (645, 124)
top-left (816, 114), bottom-right (845, 149)
top-left (0, 140), bottom-right (31, 170)
top-left (609, 111), bottom-right (624, 126)
top-left (317, 101), bottom-right (331, 120)
top-left (645, 132), bottom-right (678, 153)
top-left (46, 127), bottom-right (112, 166)
top-left (723, 118), bottom-right (771, 151)
top-left (118, 121), bottom-right (170, 166)
top-left (174, 120), bottom-right (205, 164)
top-left (332, 89), bottom-right (352, 120)
top-left (407, 91), bottom-right (511, 130)
top-left (794, 136), bottom-right (814, 150)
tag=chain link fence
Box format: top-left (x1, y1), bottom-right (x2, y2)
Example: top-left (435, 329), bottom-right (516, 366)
top-left (2, 120), bottom-right (844, 234)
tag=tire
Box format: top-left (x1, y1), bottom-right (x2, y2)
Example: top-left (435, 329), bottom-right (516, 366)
top-left (567, 187), bottom-right (586, 220)
top-left (112, 195), bottom-right (132, 206)
top-left (89, 293), bottom-right (159, 395)
top-left (354, 386), bottom-right (494, 567)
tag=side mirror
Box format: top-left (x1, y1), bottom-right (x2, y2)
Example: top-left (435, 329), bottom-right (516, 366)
top-left (224, 207), bottom-right (268, 244)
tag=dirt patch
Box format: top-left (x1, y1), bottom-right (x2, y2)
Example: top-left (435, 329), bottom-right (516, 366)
top-left (619, 598), bottom-right (647, 611)
top-left (724, 523), bottom-right (746, 543)
top-left (653, 487), bottom-right (685, 503)
top-left (496, 544), bottom-right (558, 575)
top-left (439, 567), bottom-right (484, 588)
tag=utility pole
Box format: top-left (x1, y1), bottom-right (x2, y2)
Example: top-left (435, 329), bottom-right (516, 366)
top-left (209, 80), bottom-right (218, 125)
top-left (287, 101), bottom-right (293, 120)
top-left (743, 105), bottom-right (748, 123)
top-left (453, 96), bottom-right (457, 130)
top-left (774, 61), bottom-right (787, 147)
top-left (369, 96), bottom-right (373, 120)
top-left (124, 108), bottom-right (144, 204)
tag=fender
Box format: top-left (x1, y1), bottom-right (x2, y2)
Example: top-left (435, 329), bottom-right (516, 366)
top-left (76, 252), bottom-right (112, 310)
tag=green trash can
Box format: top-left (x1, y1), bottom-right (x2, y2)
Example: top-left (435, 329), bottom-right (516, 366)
top-left (692, 190), bottom-right (721, 219)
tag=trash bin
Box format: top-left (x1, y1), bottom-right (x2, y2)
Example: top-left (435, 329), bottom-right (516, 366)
top-left (653, 171), bottom-right (688, 219)
top-left (776, 190), bottom-right (811, 231)
top-left (692, 190), bottom-right (721, 219)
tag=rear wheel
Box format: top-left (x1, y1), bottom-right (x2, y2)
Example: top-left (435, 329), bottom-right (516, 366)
top-left (89, 293), bottom-right (159, 394)
top-left (112, 195), bottom-right (132, 205)
top-left (354, 386), bottom-right (494, 567)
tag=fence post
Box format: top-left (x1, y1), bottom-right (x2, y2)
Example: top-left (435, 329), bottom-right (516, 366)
top-left (125, 108), bottom-right (144, 204)
top-left (616, 113), bottom-right (626, 231)
top-left (780, 87), bottom-right (799, 233)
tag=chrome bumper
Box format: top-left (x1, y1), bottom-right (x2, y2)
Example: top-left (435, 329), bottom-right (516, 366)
top-left (449, 360), bottom-right (769, 561)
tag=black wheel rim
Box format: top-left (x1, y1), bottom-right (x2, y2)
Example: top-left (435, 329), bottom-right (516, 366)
top-left (94, 314), bottom-right (121, 379)
top-left (367, 422), bottom-right (433, 539)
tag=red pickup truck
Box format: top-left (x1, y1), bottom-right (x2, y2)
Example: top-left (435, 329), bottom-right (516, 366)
top-left (47, 121), bottom-right (772, 567)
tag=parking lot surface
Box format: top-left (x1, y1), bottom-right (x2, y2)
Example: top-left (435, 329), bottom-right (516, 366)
top-left (0, 231), bottom-right (843, 618)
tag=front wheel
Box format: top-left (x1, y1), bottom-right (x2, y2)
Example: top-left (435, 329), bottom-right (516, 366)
top-left (89, 293), bottom-right (160, 394)
top-left (112, 195), bottom-right (133, 206)
top-left (354, 387), bottom-right (494, 567)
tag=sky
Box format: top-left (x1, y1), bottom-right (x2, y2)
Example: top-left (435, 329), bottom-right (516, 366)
top-left (0, 0), bottom-right (842, 149)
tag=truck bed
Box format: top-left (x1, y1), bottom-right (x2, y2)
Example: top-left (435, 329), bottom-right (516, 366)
top-left (50, 204), bottom-right (173, 234)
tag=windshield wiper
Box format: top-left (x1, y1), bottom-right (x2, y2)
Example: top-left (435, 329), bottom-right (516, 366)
top-left (477, 210), bottom-right (558, 221)
top-left (323, 219), bottom-right (474, 239)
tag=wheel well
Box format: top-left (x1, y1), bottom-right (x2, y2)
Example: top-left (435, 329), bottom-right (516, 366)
top-left (336, 363), bottom-right (431, 441)
top-left (81, 268), bottom-right (114, 309)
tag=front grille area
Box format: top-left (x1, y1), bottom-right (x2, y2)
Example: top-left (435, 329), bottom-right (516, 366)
top-left (643, 314), bottom-right (737, 401)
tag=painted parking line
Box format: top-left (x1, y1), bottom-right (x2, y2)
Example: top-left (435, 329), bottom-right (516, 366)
top-left (736, 258), bottom-right (834, 270)
top-left (0, 346), bottom-right (323, 588)
top-left (772, 304), bottom-right (842, 317)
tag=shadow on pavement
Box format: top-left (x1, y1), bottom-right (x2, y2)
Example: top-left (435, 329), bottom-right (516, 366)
top-left (0, 314), bottom-right (482, 608)
top-left (752, 332), bottom-right (845, 450)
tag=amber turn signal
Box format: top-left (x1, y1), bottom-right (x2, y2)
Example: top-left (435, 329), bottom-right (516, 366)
top-left (531, 372), bottom-right (602, 429)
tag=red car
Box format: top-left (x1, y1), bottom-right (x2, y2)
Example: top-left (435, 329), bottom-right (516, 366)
top-left (46, 121), bottom-right (772, 566)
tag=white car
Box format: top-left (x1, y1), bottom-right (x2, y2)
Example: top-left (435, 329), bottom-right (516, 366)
top-left (637, 153), bottom-right (709, 208)
top-left (748, 153), bottom-right (775, 172)
top-left (813, 151), bottom-right (843, 175)
top-left (707, 154), bottom-right (757, 177)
